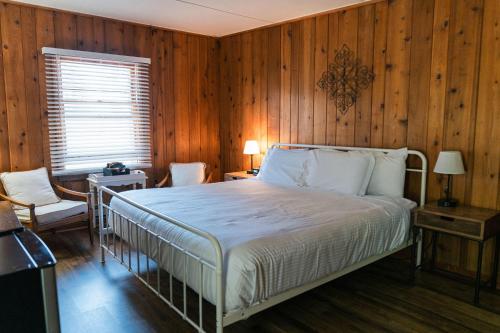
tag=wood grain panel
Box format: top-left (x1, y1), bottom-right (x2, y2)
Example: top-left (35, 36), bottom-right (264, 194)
top-left (355, 5), bottom-right (374, 147)
top-left (0, 4), bottom-right (9, 172)
top-left (370, 1), bottom-right (388, 148)
top-left (382, 0), bottom-right (412, 149)
top-left (336, 9), bottom-right (358, 147)
top-left (1, 3), bottom-right (30, 171)
top-left (313, 15), bottom-right (328, 145)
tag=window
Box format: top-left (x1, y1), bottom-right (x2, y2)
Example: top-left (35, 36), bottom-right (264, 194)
top-left (42, 47), bottom-right (152, 176)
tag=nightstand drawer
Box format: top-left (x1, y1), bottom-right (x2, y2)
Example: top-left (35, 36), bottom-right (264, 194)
top-left (416, 213), bottom-right (482, 239)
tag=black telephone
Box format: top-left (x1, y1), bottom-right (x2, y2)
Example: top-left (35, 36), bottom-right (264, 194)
top-left (103, 162), bottom-right (130, 176)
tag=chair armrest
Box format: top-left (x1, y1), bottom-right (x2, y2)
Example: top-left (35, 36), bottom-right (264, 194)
top-left (156, 171), bottom-right (170, 188)
top-left (204, 171), bottom-right (213, 184)
top-left (0, 192), bottom-right (35, 209)
top-left (0, 193), bottom-right (37, 231)
top-left (53, 184), bottom-right (89, 200)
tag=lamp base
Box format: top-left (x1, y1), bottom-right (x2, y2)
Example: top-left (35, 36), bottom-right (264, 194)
top-left (437, 198), bottom-right (458, 207)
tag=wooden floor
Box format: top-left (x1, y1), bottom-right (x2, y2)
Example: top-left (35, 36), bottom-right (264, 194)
top-left (43, 230), bottom-right (500, 333)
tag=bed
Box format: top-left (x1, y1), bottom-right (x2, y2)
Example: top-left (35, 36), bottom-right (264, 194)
top-left (97, 143), bottom-right (427, 332)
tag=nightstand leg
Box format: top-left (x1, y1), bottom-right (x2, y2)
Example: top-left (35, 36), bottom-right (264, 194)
top-left (474, 241), bottom-right (484, 306)
top-left (431, 232), bottom-right (438, 271)
top-left (492, 235), bottom-right (500, 289)
top-left (410, 226), bottom-right (418, 283)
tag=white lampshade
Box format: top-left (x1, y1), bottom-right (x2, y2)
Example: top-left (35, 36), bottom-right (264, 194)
top-left (243, 140), bottom-right (260, 155)
top-left (434, 151), bottom-right (465, 175)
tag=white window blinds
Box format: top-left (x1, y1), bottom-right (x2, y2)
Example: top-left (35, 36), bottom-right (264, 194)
top-left (42, 47), bottom-right (152, 176)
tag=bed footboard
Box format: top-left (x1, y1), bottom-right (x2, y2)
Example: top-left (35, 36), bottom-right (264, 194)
top-left (98, 186), bottom-right (224, 333)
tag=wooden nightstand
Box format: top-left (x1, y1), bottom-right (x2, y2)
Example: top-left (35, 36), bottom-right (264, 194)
top-left (412, 202), bottom-right (500, 305)
top-left (224, 171), bottom-right (256, 181)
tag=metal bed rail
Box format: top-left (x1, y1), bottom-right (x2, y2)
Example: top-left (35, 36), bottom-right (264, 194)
top-left (98, 186), bottom-right (224, 333)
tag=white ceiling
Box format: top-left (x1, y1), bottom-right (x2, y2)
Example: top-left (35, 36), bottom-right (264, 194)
top-left (12, 0), bottom-right (370, 37)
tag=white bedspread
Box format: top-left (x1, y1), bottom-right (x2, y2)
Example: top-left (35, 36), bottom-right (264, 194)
top-left (109, 179), bottom-right (416, 313)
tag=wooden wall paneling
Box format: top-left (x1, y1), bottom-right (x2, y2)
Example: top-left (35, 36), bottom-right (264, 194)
top-left (326, 12), bottom-right (339, 145)
top-left (173, 32), bottom-right (190, 163)
top-left (229, 35), bottom-right (242, 170)
top-left (76, 15), bottom-right (94, 51)
top-left (35, 8), bottom-right (55, 173)
top-left (279, 23), bottom-right (292, 144)
top-left (336, 9), bottom-right (358, 146)
top-left (207, 37), bottom-right (220, 180)
top-left (370, 1), bottom-right (388, 148)
top-left (54, 11), bottom-right (77, 49)
top-left (257, 29), bottom-right (269, 162)
top-left (355, 5), bottom-right (375, 147)
top-left (0, 4), bottom-right (9, 172)
top-left (241, 32), bottom-right (253, 170)
top-left (444, 0), bottom-right (484, 205)
top-left (92, 17), bottom-right (105, 52)
top-left (20, 6), bottom-right (43, 169)
top-left (471, 0), bottom-right (500, 210)
top-left (289, 22), bottom-right (300, 145)
top-left (162, 31), bottom-right (176, 173)
top-left (406, 0), bottom-right (434, 201)
top-left (104, 20), bottom-right (124, 54)
top-left (218, 37), bottom-right (230, 173)
top-left (297, 18), bottom-right (315, 145)
top-left (1, 3), bottom-right (30, 171)
top-left (267, 26), bottom-right (281, 149)
top-left (313, 15), bottom-right (328, 145)
top-left (426, 0), bottom-right (451, 202)
top-left (382, 0), bottom-right (412, 149)
top-left (187, 35), bottom-right (201, 162)
top-left (151, 28), bottom-right (166, 183)
top-left (199, 37), bottom-right (209, 167)
top-left (252, 29), bottom-right (265, 166)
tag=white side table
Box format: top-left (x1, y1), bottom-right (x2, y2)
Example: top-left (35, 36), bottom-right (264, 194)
top-left (87, 170), bottom-right (148, 228)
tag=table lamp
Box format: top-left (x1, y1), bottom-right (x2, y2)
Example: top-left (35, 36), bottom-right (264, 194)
top-left (433, 151), bottom-right (465, 207)
top-left (243, 140), bottom-right (260, 174)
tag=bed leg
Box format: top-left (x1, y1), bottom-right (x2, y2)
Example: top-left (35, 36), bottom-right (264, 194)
top-left (98, 188), bottom-right (106, 264)
top-left (416, 229), bottom-right (423, 267)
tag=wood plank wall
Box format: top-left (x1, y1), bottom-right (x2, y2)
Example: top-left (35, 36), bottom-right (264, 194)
top-left (0, 1), bottom-right (221, 189)
top-left (219, 0), bottom-right (500, 279)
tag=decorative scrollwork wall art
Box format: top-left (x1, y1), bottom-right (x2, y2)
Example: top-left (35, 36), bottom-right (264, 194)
top-left (317, 44), bottom-right (375, 114)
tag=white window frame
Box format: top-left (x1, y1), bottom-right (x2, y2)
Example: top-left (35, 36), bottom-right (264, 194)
top-left (42, 47), bottom-right (152, 176)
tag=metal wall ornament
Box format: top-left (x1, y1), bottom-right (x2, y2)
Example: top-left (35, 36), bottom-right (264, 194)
top-left (317, 44), bottom-right (375, 114)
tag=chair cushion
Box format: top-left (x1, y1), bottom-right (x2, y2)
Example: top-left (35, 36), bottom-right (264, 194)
top-left (16, 200), bottom-right (87, 225)
top-left (0, 167), bottom-right (60, 209)
top-left (170, 162), bottom-right (206, 187)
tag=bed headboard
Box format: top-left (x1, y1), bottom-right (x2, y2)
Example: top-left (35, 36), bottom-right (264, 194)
top-left (270, 143), bottom-right (428, 207)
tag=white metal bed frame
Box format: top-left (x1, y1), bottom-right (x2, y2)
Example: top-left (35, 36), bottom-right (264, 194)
top-left (98, 143), bottom-right (427, 333)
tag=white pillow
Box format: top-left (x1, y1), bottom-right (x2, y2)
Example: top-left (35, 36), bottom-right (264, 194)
top-left (170, 162), bottom-right (206, 187)
top-left (0, 167), bottom-right (60, 208)
top-left (366, 148), bottom-right (408, 197)
top-left (306, 149), bottom-right (375, 196)
top-left (257, 148), bottom-right (312, 187)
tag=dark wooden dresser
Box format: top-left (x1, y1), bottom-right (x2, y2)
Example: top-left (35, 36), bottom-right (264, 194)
top-left (0, 201), bottom-right (61, 332)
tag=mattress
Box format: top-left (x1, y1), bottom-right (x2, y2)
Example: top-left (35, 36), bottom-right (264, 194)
top-left (108, 179), bottom-right (416, 313)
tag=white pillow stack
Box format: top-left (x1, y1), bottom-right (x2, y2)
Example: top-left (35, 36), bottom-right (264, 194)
top-left (306, 149), bottom-right (375, 195)
top-left (365, 148), bottom-right (408, 197)
top-left (257, 148), bottom-right (312, 187)
top-left (258, 146), bottom-right (409, 198)
top-left (0, 167), bottom-right (60, 209)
